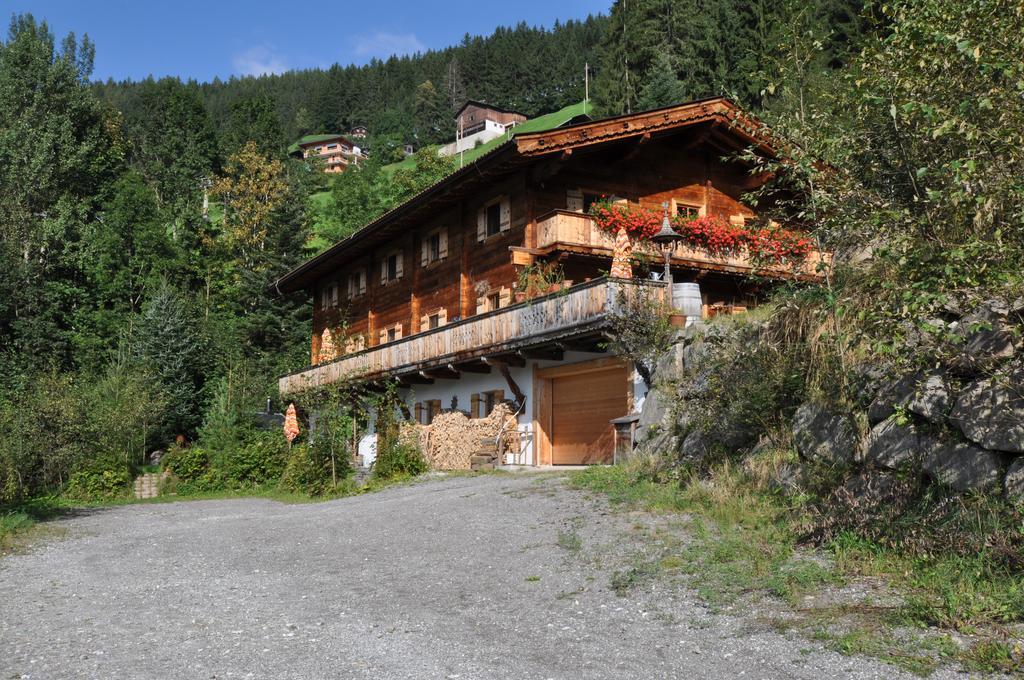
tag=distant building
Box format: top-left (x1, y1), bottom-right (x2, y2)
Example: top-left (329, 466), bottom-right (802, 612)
top-left (403, 143), bottom-right (416, 156)
top-left (438, 101), bottom-right (527, 157)
top-left (350, 125), bottom-right (369, 139)
top-left (292, 134), bottom-right (366, 174)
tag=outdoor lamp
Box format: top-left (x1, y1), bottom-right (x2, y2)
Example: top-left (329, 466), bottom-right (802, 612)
top-left (650, 201), bottom-right (682, 287)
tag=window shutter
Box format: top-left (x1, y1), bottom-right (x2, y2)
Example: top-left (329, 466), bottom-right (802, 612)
top-left (421, 238), bottom-right (429, 267)
top-left (415, 402), bottom-right (424, 424)
top-left (499, 197), bottom-right (511, 231)
top-left (439, 229), bottom-right (448, 259)
top-left (470, 394), bottom-right (480, 419)
top-left (378, 329), bottom-right (387, 345)
top-left (420, 314), bottom-right (428, 331)
top-left (567, 188), bottom-right (584, 212)
top-left (395, 251), bottom-right (404, 279)
top-left (476, 296), bottom-right (487, 314)
top-left (359, 271), bottom-right (366, 296)
top-left (380, 259), bottom-right (387, 285)
top-left (498, 287), bottom-right (512, 308)
top-left (438, 307), bottom-right (447, 325)
top-left (330, 284), bottom-right (338, 306)
top-left (320, 289), bottom-right (328, 310)
top-left (394, 324), bottom-right (403, 340)
top-left (477, 208), bottom-right (486, 241)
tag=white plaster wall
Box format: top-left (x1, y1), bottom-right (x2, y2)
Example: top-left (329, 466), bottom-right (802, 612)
top-left (394, 351), bottom-right (648, 466)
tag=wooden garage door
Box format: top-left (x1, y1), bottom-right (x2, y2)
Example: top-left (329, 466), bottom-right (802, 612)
top-left (551, 365), bottom-right (628, 464)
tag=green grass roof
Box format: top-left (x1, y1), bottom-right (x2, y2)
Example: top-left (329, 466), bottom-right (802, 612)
top-left (381, 101), bottom-right (592, 174)
top-left (287, 133), bottom-right (350, 155)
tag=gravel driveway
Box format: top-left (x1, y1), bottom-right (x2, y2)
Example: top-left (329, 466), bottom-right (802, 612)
top-left (1, 473), bottom-right (963, 679)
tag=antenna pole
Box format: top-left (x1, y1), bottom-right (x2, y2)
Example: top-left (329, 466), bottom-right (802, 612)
top-left (584, 62), bottom-right (589, 113)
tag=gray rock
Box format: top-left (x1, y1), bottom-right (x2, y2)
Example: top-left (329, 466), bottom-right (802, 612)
top-left (868, 372), bottom-right (920, 424)
top-left (861, 417), bottom-right (924, 469)
top-left (768, 463), bottom-right (807, 497)
top-left (792, 402), bottom-right (860, 466)
top-left (949, 363), bottom-right (1024, 452)
top-left (842, 471), bottom-right (901, 504)
top-left (952, 301), bottom-right (1020, 372)
top-left (1005, 458), bottom-right (1024, 503)
top-left (636, 429), bottom-right (678, 459)
top-left (637, 386), bottom-right (670, 434)
top-left (679, 429), bottom-right (709, 460)
top-left (653, 342), bottom-right (687, 383)
top-left (906, 372), bottom-right (951, 423)
top-left (922, 439), bottom-right (1003, 493)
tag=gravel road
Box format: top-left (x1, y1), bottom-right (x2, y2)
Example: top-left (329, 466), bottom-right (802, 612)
top-left (1, 473), bottom-right (964, 679)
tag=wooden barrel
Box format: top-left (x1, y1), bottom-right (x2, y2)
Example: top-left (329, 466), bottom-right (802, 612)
top-left (672, 283), bottom-right (703, 326)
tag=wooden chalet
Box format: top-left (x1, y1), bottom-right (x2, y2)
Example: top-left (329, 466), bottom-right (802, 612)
top-left (273, 98), bottom-right (824, 467)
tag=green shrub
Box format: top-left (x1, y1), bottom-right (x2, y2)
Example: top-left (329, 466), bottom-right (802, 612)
top-left (160, 445), bottom-right (223, 493)
top-left (220, 430), bottom-right (289, 487)
top-left (279, 443), bottom-right (335, 495)
top-left (64, 455), bottom-right (132, 500)
top-left (372, 438), bottom-right (428, 481)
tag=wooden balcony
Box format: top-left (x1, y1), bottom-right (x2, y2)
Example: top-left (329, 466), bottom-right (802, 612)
top-left (535, 210), bottom-right (827, 279)
top-left (279, 278), bottom-right (663, 395)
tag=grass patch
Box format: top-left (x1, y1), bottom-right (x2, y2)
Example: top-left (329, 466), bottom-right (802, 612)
top-left (571, 456), bottom-right (1024, 675)
top-left (1, 497), bottom-right (70, 555)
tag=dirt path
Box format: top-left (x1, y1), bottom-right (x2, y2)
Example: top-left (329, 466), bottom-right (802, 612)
top-left (0, 473), bottom-right (962, 679)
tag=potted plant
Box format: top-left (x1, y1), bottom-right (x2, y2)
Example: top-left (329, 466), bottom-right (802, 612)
top-left (514, 261), bottom-right (566, 301)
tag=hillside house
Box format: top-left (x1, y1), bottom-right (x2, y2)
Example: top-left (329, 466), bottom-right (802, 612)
top-left (292, 134), bottom-right (366, 173)
top-left (274, 98), bottom-right (825, 467)
top-left (439, 101), bottom-right (528, 157)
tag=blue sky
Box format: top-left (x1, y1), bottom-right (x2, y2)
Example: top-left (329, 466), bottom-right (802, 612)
top-left (9, 0), bottom-right (609, 82)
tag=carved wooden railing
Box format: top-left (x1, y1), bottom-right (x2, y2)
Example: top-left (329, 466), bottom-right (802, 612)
top-left (279, 278), bottom-right (662, 395)
top-left (535, 210), bottom-right (827, 278)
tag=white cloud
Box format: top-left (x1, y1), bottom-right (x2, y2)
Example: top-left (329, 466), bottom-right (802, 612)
top-left (353, 32), bottom-right (425, 59)
top-left (232, 45), bottom-right (287, 77)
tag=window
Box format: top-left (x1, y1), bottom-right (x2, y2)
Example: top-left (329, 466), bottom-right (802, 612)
top-left (583, 192), bottom-right (602, 213)
top-left (380, 250), bottom-right (403, 284)
top-left (378, 323), bottom-right (403, 345)
top-left (483, 390), bottom-right (505, 416)
top-left (420, 307), bottom-right (447, 331)
top-left (421, 228), bottom-right (448, 266)
top-left (486, 203), bottom-right (502, 237)
top-left (472, 390), bottom-right (505, 418)
top-left (676, 202), bottom-right (701, 221)
top-left (348, 269), bottom-right (366, 298)
top-left (477, 197), bottom-right (510, 241)
top-left (476, 288), bottom-right (511, 315)
top-left (320, 283), bottom-right (338, 309)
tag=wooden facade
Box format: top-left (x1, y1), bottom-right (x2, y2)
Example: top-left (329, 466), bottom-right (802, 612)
top-left (276, 98), bottom-right (822, 394)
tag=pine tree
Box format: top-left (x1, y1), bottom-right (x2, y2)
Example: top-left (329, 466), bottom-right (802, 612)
top-left (443, 57), bottom-right (468, 113)
top-left (222, 95), bottom-right (285, 158)
top-left (413, 80), bottom-right (449, 145)
top-left (132, 283), bottom-right (209, 442)
top-left (636, 52), bottom-right (685, 110)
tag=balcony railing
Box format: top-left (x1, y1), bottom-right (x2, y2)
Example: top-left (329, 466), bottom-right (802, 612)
top-left (279, 278), bottom-right (662, 395)
top-left (535, 210), bottom-right (827, 279)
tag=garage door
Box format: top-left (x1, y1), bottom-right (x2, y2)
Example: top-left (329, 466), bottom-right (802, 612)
top-left (551, 365), bottom-right (628, 465)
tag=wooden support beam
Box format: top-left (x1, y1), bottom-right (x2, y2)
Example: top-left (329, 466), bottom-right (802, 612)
top-left (421, 367), bottom-right (459, 380)
top-left (484, 354), bottom-right (526, 368)
top-left (453, 361), bottom-right (491, 374)
top-left (397, 373), bottom-right (434, 385)
top-left (518, 346), bottom-right (564, 361)
top-left (558, 337), bottom-right (609, 354)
